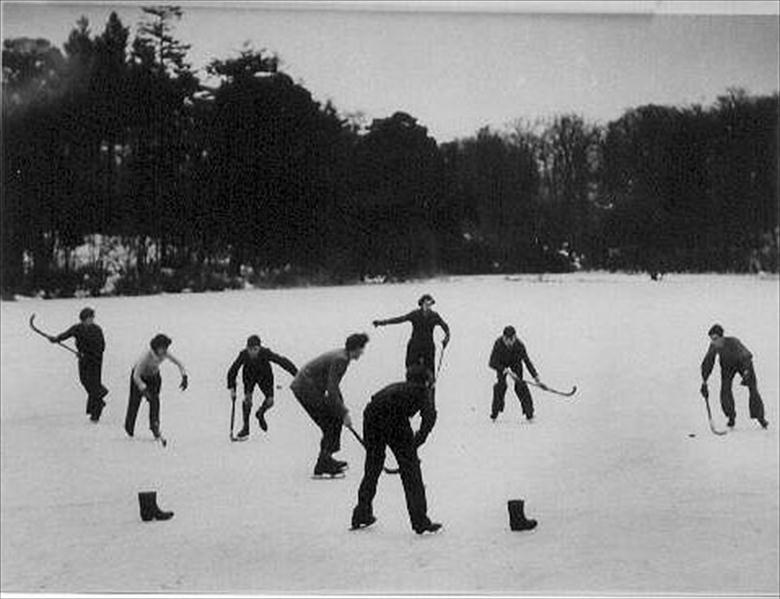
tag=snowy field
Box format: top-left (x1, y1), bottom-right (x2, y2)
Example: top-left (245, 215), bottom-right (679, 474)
top-left (1, 273), bottom-right (778, 595)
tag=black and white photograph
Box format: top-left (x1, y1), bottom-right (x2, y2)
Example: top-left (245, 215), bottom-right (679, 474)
top-left (1, 0), bottom-right (778, 596)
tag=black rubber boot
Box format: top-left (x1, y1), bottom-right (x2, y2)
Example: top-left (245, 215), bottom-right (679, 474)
top-left (138, 492), bottom-right (156, 522)
top-left (508, 499), bottom-right (537, 531)
top-left (151, 492), bottom-right (174, 521)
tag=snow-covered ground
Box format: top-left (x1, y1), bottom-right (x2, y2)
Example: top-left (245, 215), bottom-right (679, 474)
top-left (1, 273), bottom-right (778, 595)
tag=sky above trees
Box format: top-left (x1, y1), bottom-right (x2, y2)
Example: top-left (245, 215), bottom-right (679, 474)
top-left (2, 1), bottom-right (778, 142)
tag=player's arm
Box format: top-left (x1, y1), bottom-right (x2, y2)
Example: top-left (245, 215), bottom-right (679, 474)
top-left (51, 324), bottom-right (78, 343)
top-left (520, 344), bottom-right (540, 383)
top-left (326, 359), bottom-right (349, 418)
top-left (373, 312), bottom-right (413, 327)
top-left (414, 389), bottom-right (438, 447)
top-left (268, 351), bottom-right (298, 377)
top-left (227, 351), bottom-right (244, 390)
top-left (700, 344), bottom-right (717, 383)
top-left (132, 353), bottom-right (150, 394)
top-left (437, 314), bottom-right (451, 347)
top-left (166, 352), bottom-right (189, 390)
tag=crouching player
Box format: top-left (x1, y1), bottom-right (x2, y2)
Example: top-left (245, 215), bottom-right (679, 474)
top-left (227, 334), bottom-right (298, 439)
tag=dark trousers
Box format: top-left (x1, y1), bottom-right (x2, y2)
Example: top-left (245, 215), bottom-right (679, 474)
top-left (78, 356), bottom-right (106, 418)
top-left (405, 342), bottom-right (435, 372)
top-left (406, 342), bottom-right (437, 401)
top-left (356, 405), bottom-right (431, 532)
top-left (241, 376), bottom-right (274, 424)
top-left (124, 373), bottom-right (162, 436)
top-left (492, 372), bottom-right (533, 419)
top-left (720, 361), bottom-right (766, 422)
top-left (291, 379), bottom-right (342, 454)
top-left (243, 375), bottom-right (274, 400)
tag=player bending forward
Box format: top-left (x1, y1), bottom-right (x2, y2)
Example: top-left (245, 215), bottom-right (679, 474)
top-left (700, 324), bottom-right (768, 429)
top-left (125, 334), bottom-right (189, 441)
top-left (290, 333), bottom-right (369, 477)
top-left (227, 334), bottom-right (298, 439)
top-left (351, 365), bottom-right (441, 535)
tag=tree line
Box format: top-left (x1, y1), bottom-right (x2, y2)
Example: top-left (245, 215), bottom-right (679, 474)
top-left (2, 6), bottom-right (778, 298)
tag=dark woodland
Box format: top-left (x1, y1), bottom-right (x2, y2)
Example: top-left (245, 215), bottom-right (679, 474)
top-left (2, 7), bottom-right (778, 298)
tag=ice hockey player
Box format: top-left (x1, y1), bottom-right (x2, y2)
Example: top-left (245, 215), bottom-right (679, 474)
top-left (372, 294), bottom-right (450, 378)
top-left (49, 307), bottom-right (108, 422)
top-left (125, 334), bottom-right (189, 441)
top-left (227, 334), bottom-right (298, 439)
top-left (351, 364), bottom-right (442, 535)
top-left (700, 324), bottom-right (769, 429)
top-left (488, 326), bottom-right (541, 421)
top-left (290, 333), bottom-right (369, 477)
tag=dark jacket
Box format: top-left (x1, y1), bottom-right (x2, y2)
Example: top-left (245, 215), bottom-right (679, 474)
top-left (54, 323), bottom-right (105, 360)
top-left (377, 309), bottom-right (450, 347)
top-left (701, 337), bottom-right (753, 380)
top-left (489, 337), bottom-right (538, 379)
top-left (227, 348), bottom-right (297, 389)
top-left (367, 381), bottom-right (437, 446)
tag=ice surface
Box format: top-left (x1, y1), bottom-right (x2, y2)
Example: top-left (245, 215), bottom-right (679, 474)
top-left (1, 273), bottom-right (778, 594)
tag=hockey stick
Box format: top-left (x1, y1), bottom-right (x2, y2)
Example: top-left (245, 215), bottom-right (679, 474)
top-left (702, 395), bottom-right (727, 436)
top-left (229, 396), bottom-right (238, 442)
top-left (506, 370), bottom-right (577, 397)
top-left (429, 343), bottom-right (447, 389)
top-left (346, 424), bottom-right (400, 475)
top-left (29, 314), bottom-right (80, 357)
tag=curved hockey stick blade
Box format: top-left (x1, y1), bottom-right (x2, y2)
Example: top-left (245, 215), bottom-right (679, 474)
top-left (29, 314), bottom-right (80, 357)
top-left (708, 420), bottom-right (728, 436)
top-left (523, 378), bottom-right (577, 397)
top-left (703, 396), bottom-right (727, 435)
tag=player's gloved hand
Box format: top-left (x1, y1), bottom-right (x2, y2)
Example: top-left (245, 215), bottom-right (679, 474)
top-left (179, 374), bottom-right (188, 391)
top-left (700, 382), bottom-right (709, 399)
top-left (229, 388), bottom-right (236, 401)
top-left (343, 412), bottom-right (353, 429)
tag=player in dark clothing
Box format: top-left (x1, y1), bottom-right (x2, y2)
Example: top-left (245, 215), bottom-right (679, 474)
top-left (290, 333), bottom-right (369, 477)
top-left (227, 334), bottom-right (298, 438)
top-left (49, 307), bottom-right (108, 422)
top-left (488, 326), bottom-right (541, 421)
top-left (351, 364), bottom-right (442, 535)
top-left (372, 294), bottom-right (450, 375)
top-left (700, 324), bottom-right (768, 429)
